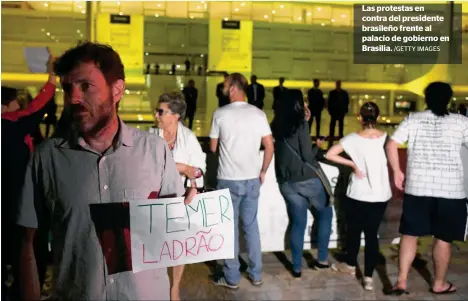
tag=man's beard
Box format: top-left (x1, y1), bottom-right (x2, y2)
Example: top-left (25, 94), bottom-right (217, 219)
top-left (71, 93), bottom-right (115, 136)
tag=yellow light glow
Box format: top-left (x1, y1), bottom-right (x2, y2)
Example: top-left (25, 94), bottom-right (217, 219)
top-left (280, 4), bottom-right (284, 9)
top-left (264, 15), bottom-right (268, 19)
top-left (272, 10), bottom-right (276, 14)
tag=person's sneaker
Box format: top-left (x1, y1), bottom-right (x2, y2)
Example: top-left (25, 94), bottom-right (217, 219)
top-left (212, 276), bottom-right (239, 289)
top-left (247, 275), bottom-right (264, 286)
top-left (363, 276), bottom-right (374, 291)
top-left (314, 262), bottom-right (331, 270)
top-left (331, 262), bottom-right (356, 275)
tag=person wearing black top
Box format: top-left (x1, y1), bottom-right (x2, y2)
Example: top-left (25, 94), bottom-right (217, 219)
top-left (216, 72), bottom-right (230, 107)
top-left (272, 77), bottom-right (287, 113)
top-left (307, 79), bottom-right (325, 137)
top-left (271, 89), bottom-right (333, 278)
top-left (182, 79), bottom-right (198, 129)
top-left (247, 75), bottom-right (265, 110)
top-left (44, 94), bottom-right (58, 138)
top-left (328, 80), bottom-right (349, 147)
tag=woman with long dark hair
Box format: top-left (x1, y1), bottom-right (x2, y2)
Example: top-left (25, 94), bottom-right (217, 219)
top-left (326, 102), bottom-right (391, 291)
top-left (271, 89), bottom-right (334, 278)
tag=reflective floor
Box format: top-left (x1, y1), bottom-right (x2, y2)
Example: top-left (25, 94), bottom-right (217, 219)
top-left (41, 237), bottom-right (468, 300)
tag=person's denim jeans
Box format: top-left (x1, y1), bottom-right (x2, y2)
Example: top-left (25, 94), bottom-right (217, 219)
top-left (279, 177), bottom-right (333, 273)
top-left (217, 178), bottom-right (262, 285)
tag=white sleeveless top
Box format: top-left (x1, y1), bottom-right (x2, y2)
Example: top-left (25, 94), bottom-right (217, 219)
top-left (340, 132), bottom-right (392, 203)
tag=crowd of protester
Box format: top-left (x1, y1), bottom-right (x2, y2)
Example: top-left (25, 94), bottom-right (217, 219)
top-left (1, 42), bottom-right (467, 300)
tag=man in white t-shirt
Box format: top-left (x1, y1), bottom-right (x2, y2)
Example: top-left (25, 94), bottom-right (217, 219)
top-left (386, 82), bottom-right (468, 295)
top-left (209, 73), bottom-right (274, 289)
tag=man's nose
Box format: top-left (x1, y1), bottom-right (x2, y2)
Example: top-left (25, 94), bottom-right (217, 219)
top-left (70, 84), bottom-right (83, 104)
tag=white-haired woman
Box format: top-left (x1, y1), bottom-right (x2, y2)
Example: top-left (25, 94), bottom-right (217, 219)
top-left (149, 92), bottom-right (206, 301)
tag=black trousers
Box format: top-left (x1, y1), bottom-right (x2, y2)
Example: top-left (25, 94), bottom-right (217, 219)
top-left (329, 115), bottom-right (345, 146)
top-left (185, 113), bottom-right (195, 130)
top-left (308, 111), bottom-right (322, 137)
top-left (345, 197), bottom-right (388, 277)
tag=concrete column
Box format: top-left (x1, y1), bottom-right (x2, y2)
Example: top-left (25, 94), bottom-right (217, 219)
top-left (86, 1), bottom-right (97, 42)
top-left (388, 89), bottom-right (395, 116)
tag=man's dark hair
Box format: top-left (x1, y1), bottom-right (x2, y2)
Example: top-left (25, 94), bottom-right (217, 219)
top-left (54, 41), bottom-right (125, 85)
top-left (1, 86), bottom-right (18, 106)
top-left (228, 73), bottom-right (248, 94)
top-left (279, 77), bottom-right (285, 84)
top-left (424, 81), bottom-right (452, 117)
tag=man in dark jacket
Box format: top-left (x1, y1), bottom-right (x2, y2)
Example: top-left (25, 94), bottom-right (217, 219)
top-left (182, 79), bottom-right (198, 129)
top-left (307, 79), bottom-right (325, 137)
top-left (216, 72), bottom-right (230, 107)
top-left (327, 80), bottom-right (349, 147)
top-left (247, 75), bottom-right (265, 110)
top-left (272, 77), bottom-right (287, 113)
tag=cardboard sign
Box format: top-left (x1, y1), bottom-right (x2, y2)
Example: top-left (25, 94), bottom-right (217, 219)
top-left (130, 189), bottom-right (235, 272)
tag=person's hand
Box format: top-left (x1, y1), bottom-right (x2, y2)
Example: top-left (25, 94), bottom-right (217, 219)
top-left (184, 187), bottom-right (198, 205)
top-left (316, 137), bottom-right (326, 148)
top-left (184, 165), bottom-right (196, 179)
top-left (353, 166), bottom-right (366, 179)
top-left (259, 170), bottom-right (267, 185)
top-left (304, 106), bottom-right (311, 121)
top-left (46, 48), bottom-right (56, 75)
top-left (393, 170), bottom-right (405, 191)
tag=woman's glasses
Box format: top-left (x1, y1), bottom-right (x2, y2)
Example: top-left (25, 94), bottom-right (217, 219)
top-left (155, 109), bottom-right (170, 116)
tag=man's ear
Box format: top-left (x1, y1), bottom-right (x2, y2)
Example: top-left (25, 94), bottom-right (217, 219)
top-left (112, 79), bottom-right (125, 105)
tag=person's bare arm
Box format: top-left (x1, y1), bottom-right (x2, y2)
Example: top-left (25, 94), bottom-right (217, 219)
top-left (326, 143), bottom-right (365, 178)
top-left (260, 135), bottom-right (274, 184)
top-left (386, 139), bottom-right (401, 174)
top-left (210, 138), bottom-right (218, 154)
top-left (386, 139), bottom-right (405, 190)
top-left (325, 143), bottom-right (356, 169)
top-left (18, 227), bottom-right (40, 301)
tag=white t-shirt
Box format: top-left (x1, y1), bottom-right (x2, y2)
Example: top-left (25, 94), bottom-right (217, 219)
top-left (340, 132), bottom-right (392, 202)
top-left (209, 101), bottom-right (272, 180)
top-left (391, 111), bottom-right (468, 199)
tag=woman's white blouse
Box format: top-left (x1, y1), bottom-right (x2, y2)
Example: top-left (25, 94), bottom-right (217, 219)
top-left (149, 122), bottom-right (206, 188)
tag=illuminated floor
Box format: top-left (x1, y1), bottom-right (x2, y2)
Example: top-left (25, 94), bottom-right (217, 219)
top-left (40, 237), bottom-right (468, 300)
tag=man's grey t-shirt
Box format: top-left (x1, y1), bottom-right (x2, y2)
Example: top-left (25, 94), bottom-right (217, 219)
top-left (17, 120), bottom-right (185, 300)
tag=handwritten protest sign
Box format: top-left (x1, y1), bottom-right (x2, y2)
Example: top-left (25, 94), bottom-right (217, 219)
top-left (130, 189), bottom-right (235, 272)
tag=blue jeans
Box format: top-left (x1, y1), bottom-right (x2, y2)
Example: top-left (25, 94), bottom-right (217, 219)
top-left (279, 177), bottom-right (333, 273)
top-left (217, 178), bottom-right (262, 285)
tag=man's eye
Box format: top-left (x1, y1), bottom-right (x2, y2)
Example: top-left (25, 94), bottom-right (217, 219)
top-left (80, 82), bottom-right (90, 91)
